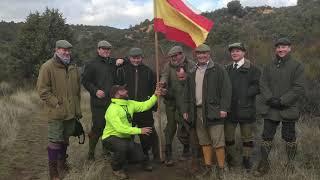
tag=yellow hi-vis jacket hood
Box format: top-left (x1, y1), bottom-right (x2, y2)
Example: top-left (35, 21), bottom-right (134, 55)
top-left (102, 95), bottom-right (157, 140)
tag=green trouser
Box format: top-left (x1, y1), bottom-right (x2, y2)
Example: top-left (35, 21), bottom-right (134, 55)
top-left (224, 121), bottom-right (254, 165)
top-left (164, 104), bottom-right (190, 146)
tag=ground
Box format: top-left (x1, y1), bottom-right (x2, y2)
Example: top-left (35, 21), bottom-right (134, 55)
top-left (0, 92), bottom-right (319, 180)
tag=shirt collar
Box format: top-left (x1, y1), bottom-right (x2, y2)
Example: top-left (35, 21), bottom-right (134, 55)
top-left (233, 58), bottom-right (245, 69)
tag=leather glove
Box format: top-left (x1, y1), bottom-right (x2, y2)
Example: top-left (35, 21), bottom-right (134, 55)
top-left (266, 97), bottom-right (282, 109)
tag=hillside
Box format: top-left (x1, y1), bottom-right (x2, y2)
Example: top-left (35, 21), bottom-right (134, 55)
top-left (0, 0), bottom-right (319, 80)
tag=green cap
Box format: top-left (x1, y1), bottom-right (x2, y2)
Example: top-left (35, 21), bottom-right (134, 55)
top-left (275, 37), bottom-right (291, 47)
top-left (195, 44), bottom-right (211, 52)
top-left (228, 42), bottom-right (246, 52)
top-left (97, 40), bottom-right (112, 48)
top-left (55, 40), bottom-right (72, 49)
top-left (167, 46), bottom-right (183, 56)
top-left (129, 47), bottom-right (143, 57)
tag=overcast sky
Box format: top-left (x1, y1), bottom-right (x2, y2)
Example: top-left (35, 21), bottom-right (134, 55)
top-left (0, 0), bottom-right (297, 29)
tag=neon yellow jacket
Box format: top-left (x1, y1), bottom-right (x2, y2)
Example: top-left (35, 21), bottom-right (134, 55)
top-left (102, 95), bottom-right (157, 140)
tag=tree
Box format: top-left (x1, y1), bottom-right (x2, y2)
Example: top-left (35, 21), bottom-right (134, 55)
top-left (10, 8), bottom-right (74, 80)
top-left (227, 0), bottom-right (245, 17)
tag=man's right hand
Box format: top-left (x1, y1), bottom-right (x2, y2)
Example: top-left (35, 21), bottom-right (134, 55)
top-left (96, 90), bottom-right (105, 99)
top-left (141, 127), bottom-right (153, 135)
top-left (183, 113), bottom-right (188, 121)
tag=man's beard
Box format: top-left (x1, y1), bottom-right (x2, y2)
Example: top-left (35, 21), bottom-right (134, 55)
top-left (56, 52), bottom-right (71, 65)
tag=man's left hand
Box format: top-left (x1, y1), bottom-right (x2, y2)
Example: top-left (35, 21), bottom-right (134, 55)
top-left (220, 111), bottom-right (227, 118)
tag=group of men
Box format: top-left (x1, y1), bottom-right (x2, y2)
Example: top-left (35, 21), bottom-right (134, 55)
top-left (37, 37), bottom-right (305, 180)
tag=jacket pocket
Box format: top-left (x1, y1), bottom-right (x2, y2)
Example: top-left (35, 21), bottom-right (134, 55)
top-left (237, 105), bottom-right (255, 120)
top-left (47, 103), bottom-right (67, 120)
top-left (280, 106), bottom-right (299, 120)
top-left (206, 102), bottom-right (220, 120)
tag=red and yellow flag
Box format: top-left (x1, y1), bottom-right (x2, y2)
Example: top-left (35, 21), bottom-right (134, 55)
top-left (154, 0), bottom-right (214, 48)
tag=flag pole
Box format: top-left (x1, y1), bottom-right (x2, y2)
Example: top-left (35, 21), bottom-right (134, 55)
top-left (154, 0), bottom-right (163, 162)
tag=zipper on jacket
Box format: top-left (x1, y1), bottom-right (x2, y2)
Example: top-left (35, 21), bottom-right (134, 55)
top-left (134, 68), bottom-right (138, 99)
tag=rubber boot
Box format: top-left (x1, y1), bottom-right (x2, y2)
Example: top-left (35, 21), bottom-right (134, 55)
top-left (58, 143), bottom-right (72, 179)
top-left (225, 141), bottom-right (237, 168)
top-left (88, 132), bottom-right (99, 161)
top-left (190, 147), bottom-right (200, 174)
top-left (253, 141), bottom-right (272, 177)
top-left (285, 142), bottom-right (297, 173)
top-left (179, 144), bottom-right (191, 161)
top-left (48, 146), bottom-right (60, 180)
top-left (165, 144), bottom-right (174, 166)
top-left (242, 141), bottom-right (253, 171)
top-left (215, 147), bottom-right (226, 180)
top-left (142, 154), bottom-right (153, 172)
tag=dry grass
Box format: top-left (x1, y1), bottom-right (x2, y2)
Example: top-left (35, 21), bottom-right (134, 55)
top-left (0, 90), bottom-right (319, 179)
top-left (0, 89), bottom-right (39, 149)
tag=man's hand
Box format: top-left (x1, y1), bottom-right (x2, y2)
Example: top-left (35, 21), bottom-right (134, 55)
top-left (183, 113), bottom-right (189, 121)
top-left (266, 97), bottom-right (282, 109)
top-left (96, 90), bottom-right (105, 99)
top-left (116, 58), bottom-right (124, 66)
top-left (141, 127), bottom-right (153, 135)
top-left (220, 111), bottom-right (227, 118)
top-left (157, 81), bottom-right (167, 88)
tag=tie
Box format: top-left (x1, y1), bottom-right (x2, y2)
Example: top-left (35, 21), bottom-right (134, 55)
top-left (233, 63), bottom-right (238, 70)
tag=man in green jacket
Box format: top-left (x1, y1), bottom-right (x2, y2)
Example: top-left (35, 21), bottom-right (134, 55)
top-left (102, 84), bottom-right (162, 179)
top-left (225, 42), bottom-right (261, 171)
top-left (254, 38), bottom-right (305, 176)
top-left (160, 45), bottom-right (196, 166)
top-left (81, 40), bottom-right (125, 160)
top-left (182, 44), bottom-right (232, 179)
top-left (37, 40), bottom-right (82, 180)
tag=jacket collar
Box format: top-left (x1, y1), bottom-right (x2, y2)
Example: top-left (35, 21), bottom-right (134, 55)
top-left (111, 98), bottom-right (129, 106)
top-left (191, 59), bottom-right (214, 73)
top-left (53, 55), bottom-right (75, 68)
top-left (274, 54), bottom-right (291, 65)
top-left (97, 55), bottom-right (113, 64)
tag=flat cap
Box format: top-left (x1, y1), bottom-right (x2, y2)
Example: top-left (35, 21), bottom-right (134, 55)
top-left (228, 42), bottom-right (246, 52)
top-left (98, 40), bottom-right (112, 48)
top-left (55, 40), bottom-right (72, 49)
top-left (109, 84), bottom-right (127, 98)
top-left (129, 47), bottom-right (143, 57)
top-left (275, 37), bottom-right (291, 47)
top-left (195, 44), bottom-right (211, 52)
top-left (167, 46), bottom-right (183, 56)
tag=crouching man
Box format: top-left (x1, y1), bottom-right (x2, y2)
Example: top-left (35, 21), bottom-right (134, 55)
top-left (101, 84), bottom-right (162, 179)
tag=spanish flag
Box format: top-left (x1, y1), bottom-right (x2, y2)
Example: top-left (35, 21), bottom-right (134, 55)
top-left (154, 0), bottom-right (214, 48)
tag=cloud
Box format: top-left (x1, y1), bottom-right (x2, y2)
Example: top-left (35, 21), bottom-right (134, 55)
top-left (0, 0), bottom-right (298, 28)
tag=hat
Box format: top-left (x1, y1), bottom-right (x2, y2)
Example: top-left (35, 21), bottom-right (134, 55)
top-left (275, 38), bottom-right (291, 47)
top-left (109, 84), bottom-right (127, 98)
top-left (167, 46), bottom-right (183, 56)
top-left (129, 47), bottom-right (143, 57)
top-left (55, 40), bottom-right (72, 49)
top-left (97, 40), bottom-right (112, 48)
top-left (228, 42), bottom-right (246, 52)
top-left (195, 44), bottom-right (211, 52)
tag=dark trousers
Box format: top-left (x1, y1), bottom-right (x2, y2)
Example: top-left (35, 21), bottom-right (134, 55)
top-left (133, 111), bottom-right (159, 159)
top-left (262, 119), bottom-right (296, 142)
top-left (91, 107), bottom-right (107, 137)
top-left (103, 136), bottom-right (144, 171)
